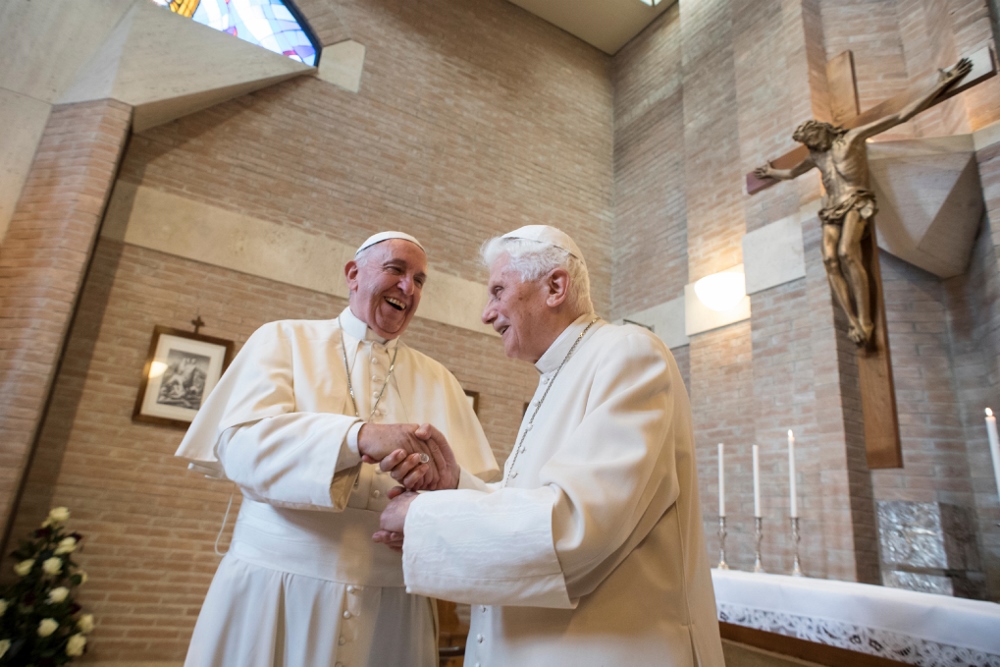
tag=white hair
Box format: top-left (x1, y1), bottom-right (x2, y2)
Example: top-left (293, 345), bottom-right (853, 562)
top-left (480, 236), bottom-right (593, 314)
top-left (354, 244), bottom-right (376, 268)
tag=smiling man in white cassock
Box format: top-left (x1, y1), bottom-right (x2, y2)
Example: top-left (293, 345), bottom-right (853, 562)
top-left (375, 226), bottom-right (725, 666)
top-left (175, 231), bottom-right (498, 667)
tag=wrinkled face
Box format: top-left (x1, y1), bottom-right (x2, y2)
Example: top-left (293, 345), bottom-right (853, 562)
top-left (482, 254), bottom-right (551, 363)
top-left (346, 239), bottom-right (427, 340)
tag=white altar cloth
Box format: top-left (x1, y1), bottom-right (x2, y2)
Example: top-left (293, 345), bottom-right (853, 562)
top-left (712, 569), bottom-right (1000, 666)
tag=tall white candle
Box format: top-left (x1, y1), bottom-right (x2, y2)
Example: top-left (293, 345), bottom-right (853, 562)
top-left (986, 409), bottom-right (1000, 503)
top-left (752, 444), bottom-right (761, 517)
top-left (788, 430), bottom-right (798, 518)
top-left (718, 443), bottom-right (725, 517)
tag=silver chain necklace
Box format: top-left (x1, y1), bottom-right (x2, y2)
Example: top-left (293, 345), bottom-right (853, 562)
top-left (339, 316), bottom-right (400, 420)
top-left (502, 317), bottom-right (599, 488)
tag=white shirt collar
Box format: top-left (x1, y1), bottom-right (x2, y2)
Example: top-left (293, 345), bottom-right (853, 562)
top-left (534, 312), bottom-right (600, 375)
top-left (338, 307), bottom-right (398, 349)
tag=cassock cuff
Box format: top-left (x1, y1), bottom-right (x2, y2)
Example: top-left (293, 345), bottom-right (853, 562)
top-left (335, 420), bottom-right (364, 473)
top-left (347, 421), bottom-right (364, 456)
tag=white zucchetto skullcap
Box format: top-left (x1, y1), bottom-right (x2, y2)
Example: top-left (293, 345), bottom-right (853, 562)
top-left (501, 225), bottom-right (585, 264)
top-left (355, 231), bottom-right (425, 257)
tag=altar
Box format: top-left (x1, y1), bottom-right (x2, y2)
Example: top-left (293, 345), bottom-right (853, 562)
top-left (712, 569), bottom-right (1000, 667)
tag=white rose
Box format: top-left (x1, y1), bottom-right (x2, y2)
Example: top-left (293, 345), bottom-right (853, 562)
top-left (14, 559), bottom-right (34, 576)
top-left (0, 599), bottom-right (7, 616)
top-left (48, 587), bottom-right (69, 604)
top-left (66, 633), bottom-right (87, 657)
top-left (77, 613), bottom-right (95, 634)
top-left (54, 537), bottom-right (77, 555)
top-left (0, 638), bottom-right (9, 658)
top-left (46, 507), bottom-right (70, 525)
top-left (42, 557), bottom-right (62, 576)
top-left (38, 618), bottom-right (59, 637)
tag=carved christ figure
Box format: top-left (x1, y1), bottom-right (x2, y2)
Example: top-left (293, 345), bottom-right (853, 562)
top-left (754, 58), bottom-right (972, 346)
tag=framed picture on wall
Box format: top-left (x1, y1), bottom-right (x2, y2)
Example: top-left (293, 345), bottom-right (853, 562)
top-left (133, 326), bottom-right (234, 428)
top-left (464, 389), bottom-right (480, 416)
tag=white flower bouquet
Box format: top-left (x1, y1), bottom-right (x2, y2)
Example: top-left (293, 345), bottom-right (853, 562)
top-left (0, 508), bottom-right (94, 666)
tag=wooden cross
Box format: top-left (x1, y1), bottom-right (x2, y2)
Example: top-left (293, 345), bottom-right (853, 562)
top-left (747, 47), bottom-right (996, 469)
top-left (191, 314), bottom-right (205, 335)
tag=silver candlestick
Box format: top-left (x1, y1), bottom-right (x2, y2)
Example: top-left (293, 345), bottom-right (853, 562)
top-left (753, 517), bottom-right (765, 573)
top-left (717, 516), bottom-right (729, 570)
top-left (790, 517), bottom-right (803, 576)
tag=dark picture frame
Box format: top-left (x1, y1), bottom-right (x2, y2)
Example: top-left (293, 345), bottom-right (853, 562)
top-left (133, 326), bottom-right (234, 429)
top-left (464, 389), bottom-right (480, 416)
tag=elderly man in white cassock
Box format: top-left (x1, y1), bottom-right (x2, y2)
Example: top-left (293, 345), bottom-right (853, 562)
top-left (374, 226), bottom-right (725, 666)
top-left (175, 231), bottom-right (498, 667)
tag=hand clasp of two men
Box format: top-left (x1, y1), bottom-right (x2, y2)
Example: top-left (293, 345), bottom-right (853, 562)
top-left (357, 422), bottom-right (455, 550)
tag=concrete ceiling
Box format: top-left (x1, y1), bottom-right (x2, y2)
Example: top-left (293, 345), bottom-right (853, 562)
top-left (507, 0), bottom-right (673, 55)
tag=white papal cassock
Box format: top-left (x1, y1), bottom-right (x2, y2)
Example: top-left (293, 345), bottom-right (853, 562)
top-left (402, 315), bottom-right (725, 666)
top-left (176, 308), bottom-right (498, 667)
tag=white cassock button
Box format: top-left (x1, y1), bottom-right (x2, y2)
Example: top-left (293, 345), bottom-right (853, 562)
top-left (372, 356), bottom-right (381, 365)
top-left (372, 375), bottom-right (382, 383)
top-left (339, 636), bottom-right (346, 646)
top-left (524, 423), bottom-right (532, 431)
top-left (477, 634), bottom-right (484, 643)
top-left (372, 391), bottom-right (380, 399)
top-left (372, 489), bottom-right (381, 498)
top-left (347, 585), bottom-right (356, 593)
top-left (343, 611), bottom-right (351, 619)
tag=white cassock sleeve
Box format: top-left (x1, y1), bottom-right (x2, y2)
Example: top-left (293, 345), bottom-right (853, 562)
top-left (402, 332), bottom-right (679, 608)
top-left (176, 323), bottom-right (362, 510)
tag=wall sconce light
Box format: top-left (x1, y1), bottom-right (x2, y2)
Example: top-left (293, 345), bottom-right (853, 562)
top-left (694, 269), bottom-right (747, 312)
top-left (638, 0), bottom-right (662, 5)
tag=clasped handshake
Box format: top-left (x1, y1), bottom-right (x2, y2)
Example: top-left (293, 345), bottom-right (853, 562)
top-left (357, 422), bottom-right (457, 550)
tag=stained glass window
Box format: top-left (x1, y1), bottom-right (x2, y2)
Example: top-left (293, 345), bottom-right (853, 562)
top-left (152, 0), bottom-right (319, 66)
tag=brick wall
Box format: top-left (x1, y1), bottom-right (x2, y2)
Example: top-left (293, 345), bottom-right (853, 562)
top-left (118, 0), bottom-right (614, 314)
top-left (0, 99), bottom-right (131, 542)
top-left (7, 239), bottom-right (536, 662)
top-left (610, 6), bottom-right (688, 319)
top-left (689, 322), bottom-right (757, 570)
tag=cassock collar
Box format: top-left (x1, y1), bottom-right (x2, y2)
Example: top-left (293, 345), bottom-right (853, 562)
top-left (338, 307), bottom-right (400, 350)
top-left (535, 312), bottom-right (601, 375)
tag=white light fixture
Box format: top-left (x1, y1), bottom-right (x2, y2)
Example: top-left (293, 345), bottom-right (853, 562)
top-left (638, 0), bottom-right (662, 6)
top-left (694, 270), bottom-right (747, 312)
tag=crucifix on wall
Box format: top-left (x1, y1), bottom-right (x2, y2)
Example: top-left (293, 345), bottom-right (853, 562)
top-left (748, 47), bottom-right (996, 469)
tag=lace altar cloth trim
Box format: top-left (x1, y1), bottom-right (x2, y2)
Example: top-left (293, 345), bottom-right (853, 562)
top-left (718, 602), bottom-right (1000, 667)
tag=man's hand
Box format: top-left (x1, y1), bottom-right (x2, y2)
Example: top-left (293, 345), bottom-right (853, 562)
top-left (358, 423), bottom-right (439, 488)
top-left (379, 423), bottom-right (460, 491)
top-left (373, 488), bottom-right (418, 552)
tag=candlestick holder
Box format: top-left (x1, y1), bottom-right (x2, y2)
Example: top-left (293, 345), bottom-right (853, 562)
top-left (753, 517), bottom-right (765, 573)
top-left (790, 516), bottom-right (802, 576)
top-left (717, 516), bottom-right (729, 570)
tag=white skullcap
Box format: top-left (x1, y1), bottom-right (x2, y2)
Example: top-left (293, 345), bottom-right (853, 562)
top-left (355, 231), bottom-right (425, 257)
top-left (501, 225), bottom-right (585, 264)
